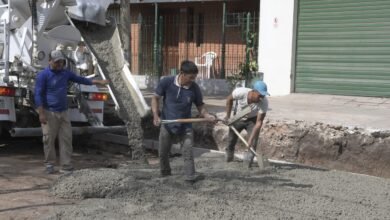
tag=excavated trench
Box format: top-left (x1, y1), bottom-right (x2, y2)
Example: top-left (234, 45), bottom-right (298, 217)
top-left (194, 120), bottom-right (390, 178)
top-left (43, 22), bottom-right (390, 219)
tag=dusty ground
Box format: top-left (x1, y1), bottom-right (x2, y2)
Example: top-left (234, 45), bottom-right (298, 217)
top-left (0, 136), bottom-right (131, 220)
top-left (1, 137), bottom-right (390, 220)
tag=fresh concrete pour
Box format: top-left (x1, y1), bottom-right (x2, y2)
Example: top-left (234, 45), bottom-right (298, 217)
top-left (47, 152), bottom-right (390, 219)
top-left (75, 21), bottom-right (144, 159)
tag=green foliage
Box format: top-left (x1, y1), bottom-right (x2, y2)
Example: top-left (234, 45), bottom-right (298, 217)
top-left (239, 59), bottom-right (258, 76)
top-left (226, 73), bottom-right (245, 91)
top-left (226, 30), bottom-right (258, 89)
top-left (226, 13), bottom-right (259, 89)
top-left (243, 25), bottom-right (258, 84)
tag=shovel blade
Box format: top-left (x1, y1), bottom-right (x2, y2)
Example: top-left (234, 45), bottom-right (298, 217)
top-left (228, 106), bottom-right (252, 125)
top-left (256, 154), bottom-right (269, 170)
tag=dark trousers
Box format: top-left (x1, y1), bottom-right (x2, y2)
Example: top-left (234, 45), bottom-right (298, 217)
top-left (159, 125), bottom-right (195, 180)
top-left (226, 117), bottom-right (259, 164)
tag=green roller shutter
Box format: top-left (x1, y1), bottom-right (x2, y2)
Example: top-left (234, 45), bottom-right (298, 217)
top-left (295, 0), bottom-right (390, 97)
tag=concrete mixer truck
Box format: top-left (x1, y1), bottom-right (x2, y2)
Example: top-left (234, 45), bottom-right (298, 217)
top-left (0, 0), bottom-right (148, 137)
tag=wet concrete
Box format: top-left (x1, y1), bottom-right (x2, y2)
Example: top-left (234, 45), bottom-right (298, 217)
top-left (38, 83), bottom-right (390, 219)
top-left (47, 152), bottom-right (390, 219)
top-left (75, 21), bottom-right (144, 160)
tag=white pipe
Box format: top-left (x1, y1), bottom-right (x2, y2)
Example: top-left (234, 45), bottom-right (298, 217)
top-left (10, 125), bottom-right (126, 137)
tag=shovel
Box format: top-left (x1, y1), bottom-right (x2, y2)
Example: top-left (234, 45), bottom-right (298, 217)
top-left (225, 106), bottom-right (268, 169)
top-left (230, 126), bottom-right (268, 169)
top-left (161, 118), bottom-right (217, 124)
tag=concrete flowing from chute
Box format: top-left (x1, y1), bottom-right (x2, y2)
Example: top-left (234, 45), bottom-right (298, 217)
top-left (74, 19), bottom-right (148, 159)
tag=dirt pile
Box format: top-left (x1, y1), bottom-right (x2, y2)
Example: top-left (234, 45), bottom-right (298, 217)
top-left (260, 121), bottom-right (390, 178)
top-left (47, 152), bottom-right (390, 219)
top-left (197, 119), bottom-right (390, 178)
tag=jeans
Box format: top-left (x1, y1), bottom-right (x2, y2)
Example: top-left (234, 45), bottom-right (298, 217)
top-left (159, 125), bottom-right (195, 180)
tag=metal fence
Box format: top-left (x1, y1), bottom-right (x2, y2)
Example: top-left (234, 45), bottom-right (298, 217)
top-left (130, 10), bottom-right (259, 79)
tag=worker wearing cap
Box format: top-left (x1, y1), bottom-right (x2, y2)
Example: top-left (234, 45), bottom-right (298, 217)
top-left (34, 50), bottom-right (109, 174)
top-left (224, 80), bottom-right (269, 168)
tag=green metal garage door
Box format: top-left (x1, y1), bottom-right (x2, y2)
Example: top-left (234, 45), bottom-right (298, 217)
top-left (295, 0), bottom-right (390, 97)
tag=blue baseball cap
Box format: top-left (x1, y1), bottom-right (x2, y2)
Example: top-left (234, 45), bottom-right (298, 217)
top-left (253, 80), bottom-right (270, 96)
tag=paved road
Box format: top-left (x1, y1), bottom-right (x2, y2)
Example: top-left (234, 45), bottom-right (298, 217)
top-left (143, 89), bottom-right (390, 130)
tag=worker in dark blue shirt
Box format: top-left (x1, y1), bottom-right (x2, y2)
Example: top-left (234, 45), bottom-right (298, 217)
top-left (34, 50), bottom-right (108, 174)
top-left (151, 60), bottom-right (216, 183)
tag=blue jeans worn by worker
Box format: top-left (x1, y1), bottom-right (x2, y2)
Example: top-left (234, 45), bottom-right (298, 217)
top-left (159, 125), bottom-right (196, 181)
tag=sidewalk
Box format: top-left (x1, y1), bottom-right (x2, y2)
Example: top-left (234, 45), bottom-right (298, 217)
top-left (142, 89), bottom-right (390, 130)
top-left (203, 93), bottom-right (390, 131)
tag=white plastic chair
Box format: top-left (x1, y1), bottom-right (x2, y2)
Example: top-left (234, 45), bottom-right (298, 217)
top-left (194, 51), bottom-right (217, 79)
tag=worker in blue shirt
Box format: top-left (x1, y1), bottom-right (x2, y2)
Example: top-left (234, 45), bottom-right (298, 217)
top-left (151, 60), bottom-right (216, 183)
top-left (35, 50), bottom-right (108, 174)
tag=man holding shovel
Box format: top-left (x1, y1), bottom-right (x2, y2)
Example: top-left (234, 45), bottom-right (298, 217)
top-left (151, 60), bottom-right (215, 183)
top-left (224, 80), bottom-right (269, 168)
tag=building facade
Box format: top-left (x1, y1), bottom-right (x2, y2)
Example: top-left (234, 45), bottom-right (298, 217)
top-left (260, 0), bottom-right (390, 97)
top-left (129, 0), bottom-right (259, 79)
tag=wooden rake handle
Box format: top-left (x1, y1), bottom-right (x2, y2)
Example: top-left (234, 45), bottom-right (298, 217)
top-left (161, 118), bottom-right (213, 124)
top-left (230, 126), bottom-right (258, 156)
top-left (230, 126), bottom-right (268, 169)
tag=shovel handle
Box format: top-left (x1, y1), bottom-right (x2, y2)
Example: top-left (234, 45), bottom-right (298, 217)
top-left (231, 126), bottom-right (268, 169)
top-left (230, 126), bottom-right (258, 156)
top-left (161, 118), bottom-right (212, 124)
